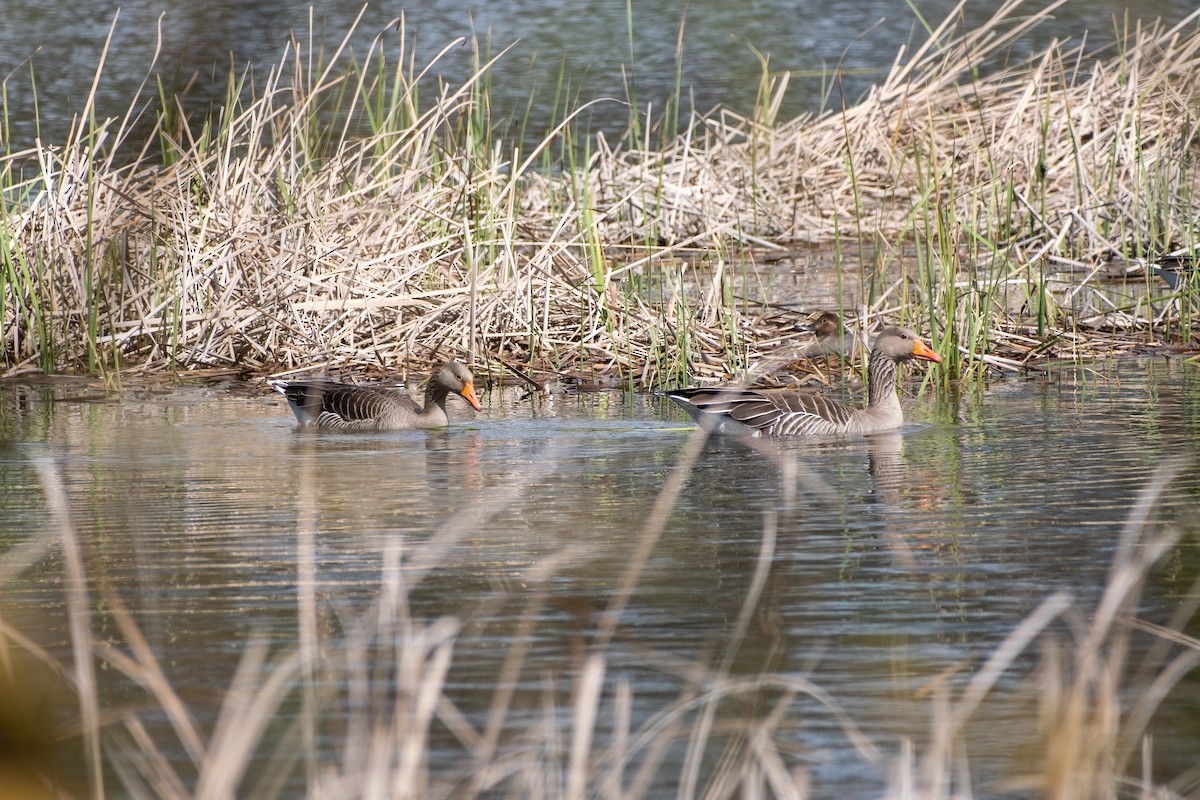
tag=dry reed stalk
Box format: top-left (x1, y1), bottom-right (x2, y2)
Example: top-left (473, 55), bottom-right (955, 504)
top-left (35, 461), bottom-right (104, 800)
top-left (902, 459), bottom-right (1199, 800)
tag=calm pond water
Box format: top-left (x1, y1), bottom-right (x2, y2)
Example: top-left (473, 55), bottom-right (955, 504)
top-left (1, 359), bottom-right (1199, 796)
top-left (4, 0), bottom-right (1198, 153)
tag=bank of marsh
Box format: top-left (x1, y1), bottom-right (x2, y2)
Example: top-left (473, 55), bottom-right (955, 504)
top-left (1, 0), bottom-right (1198, 389)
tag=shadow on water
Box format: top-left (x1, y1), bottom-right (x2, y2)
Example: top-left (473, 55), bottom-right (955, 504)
top-left (1, 362), bottom-right (1199, 796)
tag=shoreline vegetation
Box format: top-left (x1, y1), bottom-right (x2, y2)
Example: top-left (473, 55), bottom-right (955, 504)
top-left (1, 0), bottom-right (1199, 391)
top-left (2, 1), bottom-right (1200, 798)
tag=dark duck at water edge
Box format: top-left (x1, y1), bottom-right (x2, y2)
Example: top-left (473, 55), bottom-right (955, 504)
top-left (1146, 253), bottom-right (1200, 291)
top-left (664, 327), bottom-right (942, 437)
top-left (271, 361), bottom-right (483, 430)
top-left (799, 311), bottom-right (854, 358)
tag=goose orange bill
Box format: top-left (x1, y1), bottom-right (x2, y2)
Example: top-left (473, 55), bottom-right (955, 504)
top-left (912, 339), bottom-right (942, 363)
top-left (460, 383), bottom-right (483, 410)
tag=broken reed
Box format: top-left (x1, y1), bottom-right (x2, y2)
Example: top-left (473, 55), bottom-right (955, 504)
top-left (1, 0), bottom-right (1200, 388)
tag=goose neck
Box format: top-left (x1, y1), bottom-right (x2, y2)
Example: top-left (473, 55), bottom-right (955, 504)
top-left (866, 352), bottom-right (900, 408)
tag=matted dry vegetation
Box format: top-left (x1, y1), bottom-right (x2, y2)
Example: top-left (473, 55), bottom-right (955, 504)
top-left (2, 0), bottom-right (1200, 390)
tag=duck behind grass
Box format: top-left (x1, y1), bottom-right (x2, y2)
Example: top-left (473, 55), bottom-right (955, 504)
top-left (799, 311), bottom-right (854, 359)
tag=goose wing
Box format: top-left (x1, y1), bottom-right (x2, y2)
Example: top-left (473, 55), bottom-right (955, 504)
top-left (273, 380), bottom-right (416, 430)
top-left (666, 387), bottom-right (857, 436)
top-left (765, 390), bottom-right (858, 435)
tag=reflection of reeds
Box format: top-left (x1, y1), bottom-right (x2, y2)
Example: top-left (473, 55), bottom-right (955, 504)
top-left (1, 2), bottom-right (1199, 384)
top-left (6, 447), bottom-right (1198, 798)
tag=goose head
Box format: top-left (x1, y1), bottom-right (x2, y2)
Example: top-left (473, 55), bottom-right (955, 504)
top-left (873, 327), bottom-right (942, 363)
top-left (811, 312), bottom-right (843, 338)
top-left (431, 361), bottom-right (484, 410)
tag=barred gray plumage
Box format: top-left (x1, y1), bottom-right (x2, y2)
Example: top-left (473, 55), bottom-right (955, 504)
top-left (665, 327), bottom-right (941, 437)
top-left (271, 361), bottom-right (482, 430)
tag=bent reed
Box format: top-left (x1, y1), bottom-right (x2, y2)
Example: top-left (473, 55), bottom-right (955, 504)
top-left (2, 0), bottom-right (1199, 390)
top-left (10, 429), bottom-right (1200, 799)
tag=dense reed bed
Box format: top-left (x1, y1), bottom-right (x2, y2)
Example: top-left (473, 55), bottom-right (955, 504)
top-left (2, 439), bottom-right (1194, 799)
top-left (1, 0), bottom-right (1199, 389)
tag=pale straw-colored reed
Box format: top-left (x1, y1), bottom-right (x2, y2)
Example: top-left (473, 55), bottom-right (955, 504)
top-left (1, 0), bottom-right (1198, 388)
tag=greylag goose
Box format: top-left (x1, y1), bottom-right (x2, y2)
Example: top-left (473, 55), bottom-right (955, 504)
top-left (271, 361), bottom-right (483, 430)
top-left (665, 327), bottom-right (941, 436)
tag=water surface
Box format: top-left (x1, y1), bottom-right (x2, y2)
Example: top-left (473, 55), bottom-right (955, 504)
top-left (4, 0), bottom-right (1197, 153)
top-left (1, 360), bottom-right (1199, 796)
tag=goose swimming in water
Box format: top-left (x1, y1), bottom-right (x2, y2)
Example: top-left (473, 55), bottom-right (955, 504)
top-left (665, 327), bottom-right (941, 436)
top-left (271, 361), bottom-right (483, 430)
